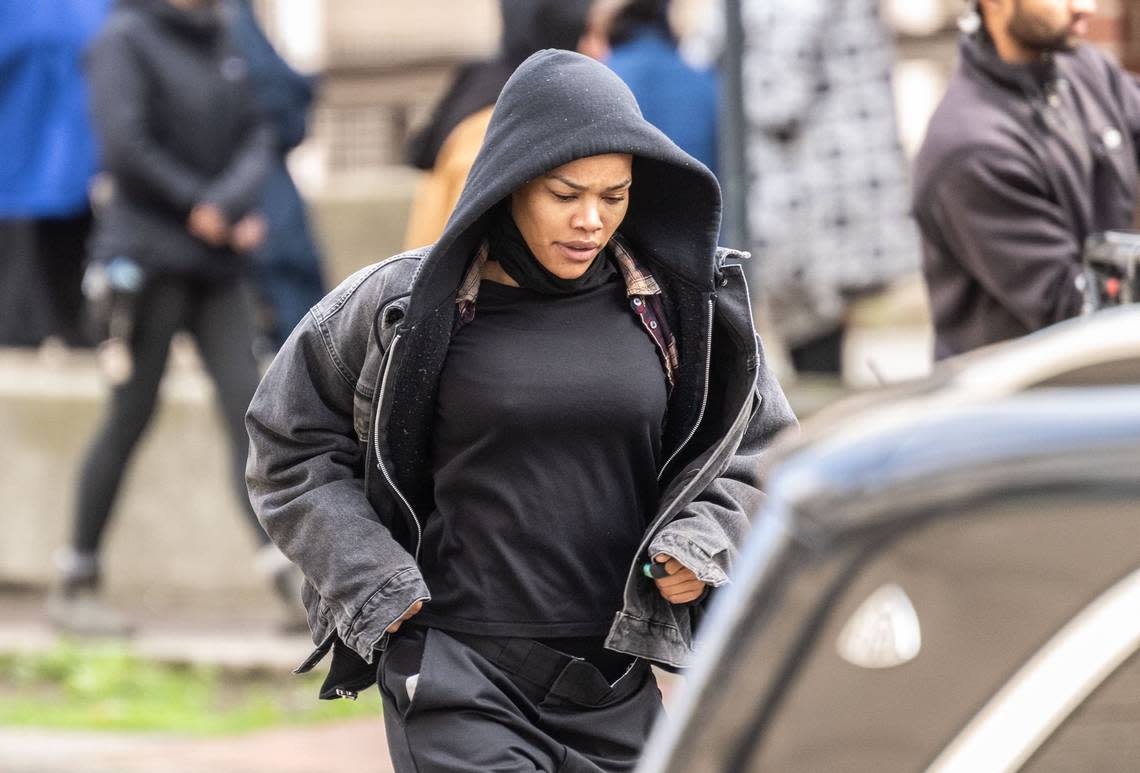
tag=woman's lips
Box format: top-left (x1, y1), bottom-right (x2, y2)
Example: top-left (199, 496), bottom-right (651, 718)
top-left (556, 242), bottom-right (600, 262)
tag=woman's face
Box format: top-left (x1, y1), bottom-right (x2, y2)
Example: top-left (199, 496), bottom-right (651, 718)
top-left (510, 154), bottom-right (633, 279)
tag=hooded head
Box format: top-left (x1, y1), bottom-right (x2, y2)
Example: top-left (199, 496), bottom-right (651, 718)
top-left (407, 49), bottom-right (721, 322)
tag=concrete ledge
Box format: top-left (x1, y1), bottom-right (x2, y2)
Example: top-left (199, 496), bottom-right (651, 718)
top-left (0, 343), bottom-right (276, 606)
top-left (306, 168), bottom-right (420, 285)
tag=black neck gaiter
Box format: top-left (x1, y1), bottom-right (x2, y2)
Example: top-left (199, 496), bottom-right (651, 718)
top-left (487, 207), bottom-right (616, 295)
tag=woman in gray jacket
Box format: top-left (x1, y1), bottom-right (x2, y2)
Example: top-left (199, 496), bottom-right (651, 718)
top-left (247, 49), bottom-right (795, 771)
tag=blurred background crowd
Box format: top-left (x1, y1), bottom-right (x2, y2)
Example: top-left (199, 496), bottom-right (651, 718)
top-left (0, 0), bottom-right (1137, 766)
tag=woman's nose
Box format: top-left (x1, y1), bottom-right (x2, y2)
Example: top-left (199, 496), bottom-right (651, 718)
top-left (574, 203), bottom-right (603, 232)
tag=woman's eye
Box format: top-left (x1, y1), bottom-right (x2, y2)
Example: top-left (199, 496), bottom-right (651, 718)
top-left (604, 196), bottom-right (626, 204)
top-left (553, 193), bottom-right (576, 202)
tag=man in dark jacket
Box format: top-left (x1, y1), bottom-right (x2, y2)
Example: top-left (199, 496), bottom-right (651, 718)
top-left (913, 0), bottom-right (1140, 359)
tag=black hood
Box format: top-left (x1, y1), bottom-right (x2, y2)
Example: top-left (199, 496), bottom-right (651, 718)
top-left (406, 49), bottom-right (721, 323)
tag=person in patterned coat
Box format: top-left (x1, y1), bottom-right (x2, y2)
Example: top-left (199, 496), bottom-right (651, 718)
top-left (739, 0), bottom-right (920, 373)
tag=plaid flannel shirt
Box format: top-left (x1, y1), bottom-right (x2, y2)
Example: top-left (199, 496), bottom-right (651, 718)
top-left (455, 237), bottom-right (679, 387)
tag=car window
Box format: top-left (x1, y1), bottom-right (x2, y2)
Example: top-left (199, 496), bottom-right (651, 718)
top-left (726, 489), bottom-right (1140, 773)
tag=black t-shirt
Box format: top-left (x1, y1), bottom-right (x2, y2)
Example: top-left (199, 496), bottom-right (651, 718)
top-left (415, 277), bottom-right (668, 638)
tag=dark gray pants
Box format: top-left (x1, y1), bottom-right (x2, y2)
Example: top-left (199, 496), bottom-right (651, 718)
top-left (378, 627), bottom-right (663, 772)
top-left (73, 275), bottom-right (265, 556)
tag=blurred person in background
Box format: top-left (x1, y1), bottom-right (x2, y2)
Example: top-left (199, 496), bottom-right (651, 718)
top-left (247, 50), bottom-right (794, 771)
top-left (734, 0), bottom-right (920, 375)
top-left (0, 0), bottom-right (111, 348)
top-left (402, 0), bottom-right (596, 249)
top-left (914, 0), bottom-right (1139, 359)
top-left (605, 0), bottom-right (719, 177)
top-left (226, 0), bottom-right (326, 354)
top-left (48, 0), bottom-right (297, 635)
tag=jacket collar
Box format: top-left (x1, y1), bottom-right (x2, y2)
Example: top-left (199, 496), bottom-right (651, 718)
top-left (454, 234), bottom-right (679, 385)
top-left (455, 233), bottom-right (663, 310)
top-left (959, 29), bottom-right (1059, 98)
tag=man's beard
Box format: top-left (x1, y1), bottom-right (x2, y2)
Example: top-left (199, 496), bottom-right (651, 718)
top-left (1007, 0), bottom-right (1082, 54)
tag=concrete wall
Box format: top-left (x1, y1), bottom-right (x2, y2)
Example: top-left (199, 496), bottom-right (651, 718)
top-left (307, 169), bottom-right (420, 285)
top-left (0, 347), bottom-right (275, 607)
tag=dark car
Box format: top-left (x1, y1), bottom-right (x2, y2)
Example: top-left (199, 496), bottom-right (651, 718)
top-left (639, 307), bottom-right (1140, 773)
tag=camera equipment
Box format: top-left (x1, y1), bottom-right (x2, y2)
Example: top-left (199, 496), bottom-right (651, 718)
top-left (82, 255), bottom-right (145, 384)
top-left (1081, 231), bottom-right (1140, 313)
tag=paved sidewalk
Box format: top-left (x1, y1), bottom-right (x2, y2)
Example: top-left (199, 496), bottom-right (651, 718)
top-left (0, 719), bottom-right (392, 773)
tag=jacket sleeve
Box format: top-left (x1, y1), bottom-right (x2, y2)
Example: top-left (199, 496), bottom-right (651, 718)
top-left (228, 0), bottom-right (314, 152)
top-left (86, 31), bottom-right (207, 215)
top-left (200, 98), bottom-right (275, 221)
top-left (918, 146), bottom-right (1086, 331)
top-left (245, 278), bottom-right (430, 663)
top-left (648, 344), bottom-right (797, 588)
top-left (1116, 69), bottom-right (1140, 167)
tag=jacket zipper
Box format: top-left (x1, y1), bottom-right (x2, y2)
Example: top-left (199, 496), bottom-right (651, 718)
top-left (630, 276), bottom-right (757, 584)
top-left (657, 296), bottom-right (716, 482)
top-left (372, 334), bottom-right (424, 560)
top-left (628, 361), bottom-right (758, 589)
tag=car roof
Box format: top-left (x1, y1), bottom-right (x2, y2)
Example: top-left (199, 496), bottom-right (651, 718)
top-left (772, 304), bottom-right (1140, 466)
top-left (770, 386), bottom-right (1140, 536)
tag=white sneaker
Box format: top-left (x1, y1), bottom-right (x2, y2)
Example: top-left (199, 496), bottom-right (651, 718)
top-left (46, 588), bottom-right (134, 637)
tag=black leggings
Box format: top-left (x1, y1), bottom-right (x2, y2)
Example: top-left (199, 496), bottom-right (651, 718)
top-left (73, 276), bottom-right (267, 555)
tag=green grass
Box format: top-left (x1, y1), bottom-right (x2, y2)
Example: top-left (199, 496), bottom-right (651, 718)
top-left (0, 641), bottom-right (377, 735)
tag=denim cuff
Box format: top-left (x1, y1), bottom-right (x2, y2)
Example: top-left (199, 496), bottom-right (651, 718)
top-left (343, 567), bottom-right (431, 663)
top-left (647, 528), bottom-right (731, 588)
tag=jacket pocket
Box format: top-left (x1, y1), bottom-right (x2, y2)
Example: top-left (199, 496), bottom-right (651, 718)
top-left (378, 627), bottom-right (428, 720)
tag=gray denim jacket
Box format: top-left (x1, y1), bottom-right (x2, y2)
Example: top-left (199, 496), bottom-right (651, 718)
top-left (246, 245), bottom-right (796, 699)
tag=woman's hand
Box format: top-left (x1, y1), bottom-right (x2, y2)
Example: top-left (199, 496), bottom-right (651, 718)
top-left (230, 213), bottom-right (267, 253)
top-left (651, 554), bottom-right (708, 605)
top-left (386, 600), bottom-right (424, 634)
top-left (187, 203), bottom-right (229, 247)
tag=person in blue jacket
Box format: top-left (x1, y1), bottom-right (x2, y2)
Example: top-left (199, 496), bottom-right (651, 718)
top-left (605, 0), bottom-right (719, 178)
top-left (226, 0), bottom-right (325, 352)
top-left (0, 0), bottom-right (111, 346)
